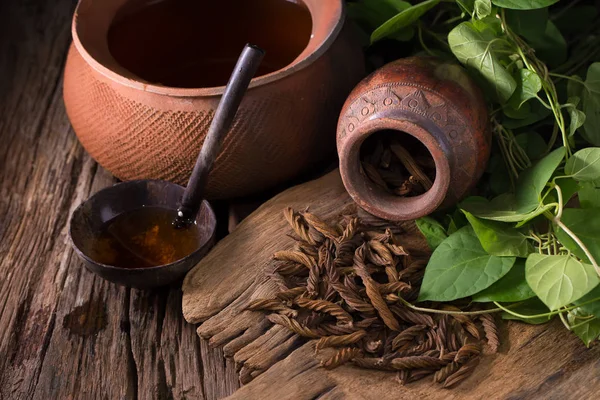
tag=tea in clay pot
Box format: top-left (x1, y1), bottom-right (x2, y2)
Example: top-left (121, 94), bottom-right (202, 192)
top-left (64, 0), bottom-right (365, 199)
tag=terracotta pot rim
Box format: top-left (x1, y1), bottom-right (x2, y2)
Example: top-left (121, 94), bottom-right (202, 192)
top-left (339, 117), bottom-right (451, 221)
top-left (71, 0), bottom-right (346, 98)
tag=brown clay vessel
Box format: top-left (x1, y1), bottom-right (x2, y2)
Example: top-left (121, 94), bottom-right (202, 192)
top-left (64, 0), bottom-right (364, 199)
top-left (337, 57), bottom-right (490, 221)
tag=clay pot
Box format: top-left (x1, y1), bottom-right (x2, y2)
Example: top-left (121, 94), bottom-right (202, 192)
top-left (337, 57), bottom-right (490, 221)
top-left (64, 0), bottom-right (364, 199)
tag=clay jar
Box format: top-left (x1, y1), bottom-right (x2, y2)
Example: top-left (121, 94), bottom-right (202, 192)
top-left (64, 0), bottom-right (364, 199)
top-left (337, 57), bottom-right (490, 221)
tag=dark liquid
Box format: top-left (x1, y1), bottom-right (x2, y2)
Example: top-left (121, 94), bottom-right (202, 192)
top-left (88, 207), bottom-right (203, 269)
top-left (107, 0), bottom-right (313, 88)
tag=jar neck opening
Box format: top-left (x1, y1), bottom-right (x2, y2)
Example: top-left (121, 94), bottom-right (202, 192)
top-left (339, 118), bottom-right (451, 221)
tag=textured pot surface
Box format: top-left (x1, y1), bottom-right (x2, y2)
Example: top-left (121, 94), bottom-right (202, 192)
top-left (337, 56), bottom-right (490, 221)
top-left (64, 0), bottom-right (364, 199)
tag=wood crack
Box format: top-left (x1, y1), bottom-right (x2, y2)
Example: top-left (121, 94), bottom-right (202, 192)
top-left (29, 309), bottom-right (56, 393)
top-left (124, 288), bottom-right (139, 400)
top-left (313, 385), bottom-right (337, 400)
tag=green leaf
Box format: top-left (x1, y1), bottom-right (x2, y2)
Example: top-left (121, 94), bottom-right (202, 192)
top-left (505, 8), bottom-right (548, 42)
top-left (575, 285), bottom-right (600, 318)
top-left (578, 182), bottom-right (600, 209)
top-left (566, 104), bottom-right (586, 137)
top-left (371, 0), bottom-right (440, 43)
top-left (472, 259), bottom-right (536, 302)
top-left (456, 0), bottom-right (475, 15)
top-left (501, 298), bottom-right (553, 324)
top-left (446, 209), bottom-right (468, 235)
top-left (515, 147), bottom-right (566, 212)
top-left (507, 69), bottom-right (543, 111)
top-left (418, 226), bottom-right (516, 302)
top-left (525, 253), bottom-right (600, 310)
top-left (551, 177), bottom-right (580, 203)
top-left (527, 21), bottom-right (567, 68)
top-left (514, 132), bottom-right (546, 161)
top-left (348, 0), bottom-right (412, 42)
top-left (463, 211), bottom-right (532, 257)
top-left (348, 0), bottom-right (412, 29)
top-left (474, 0), bottom-right (492, 19)
top-left (555, 208), bottom-right (600, 265)
top-left (487, 154), bottom-right (511, 195)
top-left (503, 100), bottom-right (551, 129)
top-left (567, 308), bottom-right (600, 347)
top-left (415, 217), bottom-right (447, 251)
top-left (460, 194), bottom-right (554, 223)
top-left (565, 148), bottom-right (600, 181)
top-left (567, 76), bottom-right (584, 100)
top-left (448, 21), bottom-right (517, 103)
top-left (582, 63), bottom-right (600, 145)
top-left (491, 0), bottom-right (558, 9)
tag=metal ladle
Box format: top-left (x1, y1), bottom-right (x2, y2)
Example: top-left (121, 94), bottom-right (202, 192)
top-left (69, 44), bottom-right (265, 289)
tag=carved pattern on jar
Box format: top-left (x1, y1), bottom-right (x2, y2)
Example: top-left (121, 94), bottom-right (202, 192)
top-left (338, 83), bottom-right (468, 142)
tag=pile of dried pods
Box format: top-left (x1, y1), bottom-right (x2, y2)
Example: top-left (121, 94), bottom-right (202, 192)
top-left (360, 135), bottom-right (436, 197)
top-left (246, 207), bottom-right (500, 388)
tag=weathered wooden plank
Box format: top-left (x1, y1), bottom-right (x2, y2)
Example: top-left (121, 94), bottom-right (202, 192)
top-left (183, 170), bottom-right (600, 400)
top-left (161, 289), bottom-right (207, 400)
top-left (0, 0), bottom-right (92, 395)
top-left (200, 340), bottom-right (240, 400)
top-left (0, 0), bottom-right (231, 398)
top-left (33, 233), bottom-right (135, 399)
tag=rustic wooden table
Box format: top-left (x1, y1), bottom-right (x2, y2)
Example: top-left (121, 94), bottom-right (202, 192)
top-left (3, 1), bottom-right (600, 400)
top-left (0, 1), bottom-right (240, 398)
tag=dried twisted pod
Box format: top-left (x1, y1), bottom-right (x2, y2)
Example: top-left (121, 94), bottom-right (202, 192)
top-left (245, 298), bottom-right (298, 318)
top-left (273, 250), bottom-right (316, 269)
top-left (434, 361), bottom-right (461, 383)
top-left (390, 356), bottom-right (447, 370)
top-left (379, 281), bottom-right (411, 295)
top-left (391, 305), bottom-right (435, 327)
top-left (353, 357), bottom-right (395, 371)
top-left (283, 207), bottom-right (317, 245)
top-left (321, 347), bottom-right (363, 369)
top-left (391, 325), bottom-right (427, 351)
top-left (315, 330), bottom-right (367, 350)
top-left (274, 261), bottom-right (307, 276)
top-left (267, 314), bottom-right (321, 339)
top-left (455, 342), bottom-right (482, 364)
top-left (295, 297), bottom-right (353, 325)
top-left (302, 211), bottom-right (340, 240)
top-left (443, 357), bottom-right (480, 388)
top-left (355, 245), bottom-right (401, 331)
top-left (275, 286), bottom-right (307, 301)
top-left (479, 313), bottom-right (500, 352)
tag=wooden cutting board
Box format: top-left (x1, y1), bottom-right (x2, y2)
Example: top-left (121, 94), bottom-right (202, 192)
top-left (182, 170), bottom-right (599, 399)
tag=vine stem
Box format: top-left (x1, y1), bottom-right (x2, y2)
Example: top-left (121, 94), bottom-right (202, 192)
top-left (569, 316), bottom-right (598, 330)
top-left (559, 312), bottom-right (571, 330)
top-left (493, 296), bottom-right (600, 319)
top-left (554, 218), bottom-right (600, 278)
top-left (500, 9), bottom-right (571, 156)
top-left (553, 183), bottom-right (564, 222)
top-left (548, 72), bottom-right (583, 83)
top-left (396, 296), bottom-right (519, 315)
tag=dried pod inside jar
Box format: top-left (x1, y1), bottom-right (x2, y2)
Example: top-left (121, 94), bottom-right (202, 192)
top-left (337, 57), bottom-right (490, 221)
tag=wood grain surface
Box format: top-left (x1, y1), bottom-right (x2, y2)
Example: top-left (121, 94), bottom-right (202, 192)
top-left (2, 0), bottom-right (600, 399)
top-left (182, 170), bottom-right (600, 400)
top-left (0, 0), bottom-right (237, 398)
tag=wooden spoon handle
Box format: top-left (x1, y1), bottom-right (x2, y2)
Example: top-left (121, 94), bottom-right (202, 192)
top-left (175, 44), bottom-right (265, 228)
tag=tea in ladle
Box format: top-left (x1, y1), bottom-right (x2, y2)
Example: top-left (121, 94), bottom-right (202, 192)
top-left (69, 44), bottom-right (265, 289)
